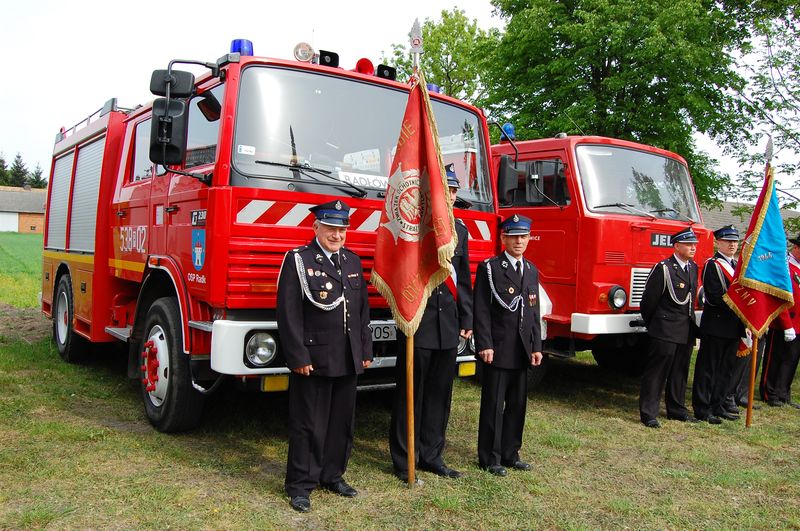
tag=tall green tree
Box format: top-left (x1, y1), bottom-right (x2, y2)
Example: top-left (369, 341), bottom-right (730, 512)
top-left (384, 9), bottom-right (500, 103)
top-left (483, 0), bottom-right (762, 204)
top-left (718, 10), bottom-right (800, 201)
top-left (27, 164), bottom-right (47, 189)
top-left (8, 153), bottom-right (28, 188)
top-left (0, 153), bottom-right (8, 186)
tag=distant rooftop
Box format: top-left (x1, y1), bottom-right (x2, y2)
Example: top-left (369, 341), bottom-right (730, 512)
top-left (0, 186), bottom-right (46, 214)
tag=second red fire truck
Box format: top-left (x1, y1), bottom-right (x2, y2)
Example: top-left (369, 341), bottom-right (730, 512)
top-left (493, 135), bottom-right (713, 374)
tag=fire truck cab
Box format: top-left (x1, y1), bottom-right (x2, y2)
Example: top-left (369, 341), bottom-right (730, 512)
top-left (493, 135), bottom-right (712, 372)
top-left (42, 40), bottom-right (499, 432)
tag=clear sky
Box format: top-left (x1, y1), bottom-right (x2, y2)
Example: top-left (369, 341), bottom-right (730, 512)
top-left (0, 0), bottom-right (501, 175)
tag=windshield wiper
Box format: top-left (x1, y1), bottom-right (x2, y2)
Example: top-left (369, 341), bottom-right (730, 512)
top-left (649, 207), bottom-right (695, 224)
top-left (254, 160), bottom-right (367, 198)
top-left (593, 203), bottom-right (656, 220)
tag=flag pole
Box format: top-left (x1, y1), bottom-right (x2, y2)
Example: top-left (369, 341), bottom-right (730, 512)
top-left (406, 336), bottom-right (416, 486)
top-left (746, 334), bottom-right (758, 428)
top-left (405, 17), bottom-right (423, 489)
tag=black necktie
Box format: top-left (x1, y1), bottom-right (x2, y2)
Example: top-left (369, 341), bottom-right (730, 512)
top-left (331, 252), bottom-right (340, 272)
top-left (515, 261), bottom-right (522, 282)
top-left (732, 259), bottom-right (737, 268)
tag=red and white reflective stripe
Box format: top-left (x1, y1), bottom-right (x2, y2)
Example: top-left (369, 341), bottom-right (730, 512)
top-left (461, 219), bottom-right (491, 241)
top-left (236, 199), bottom-right (384, 232)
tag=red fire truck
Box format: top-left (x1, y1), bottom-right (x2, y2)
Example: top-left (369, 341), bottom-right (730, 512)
top-left (493, 135), bottom-right (713, 373)
top-left (42, 40), bottom-right (499, 432)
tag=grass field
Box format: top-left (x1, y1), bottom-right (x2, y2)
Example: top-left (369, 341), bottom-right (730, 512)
top-left (1, 240), bottom-right (799, 529)
top-left (0, 232), bottom-right (43, 307)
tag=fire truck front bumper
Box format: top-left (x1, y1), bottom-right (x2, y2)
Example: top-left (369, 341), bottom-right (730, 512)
top-left (570, 311), bottom-right (703, 335)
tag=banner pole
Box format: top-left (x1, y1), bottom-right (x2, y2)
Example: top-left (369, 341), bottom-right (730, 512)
top-left (406, 335), bottom-right (416, 486)
top-left (746, 334), bottom-right (759, 428)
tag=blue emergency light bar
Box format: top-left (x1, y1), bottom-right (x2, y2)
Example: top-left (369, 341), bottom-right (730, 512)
top-left (231, 39), bottom-right (254, 56)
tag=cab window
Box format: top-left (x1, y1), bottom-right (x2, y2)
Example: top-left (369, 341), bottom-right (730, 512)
top-left (185, 84), bottom-right (224, 169)
top-left (132, 119), bottom-right (154, 182)
top-left (512, 158), bottom-right (570, 207)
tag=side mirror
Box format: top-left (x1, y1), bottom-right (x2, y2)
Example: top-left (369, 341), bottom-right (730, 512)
top-left (150, 69), bottom-right (195, 97)
top-left (497, 155), bottom-right (523, 207)
top-left (149, 98), bottom-right (189, 165)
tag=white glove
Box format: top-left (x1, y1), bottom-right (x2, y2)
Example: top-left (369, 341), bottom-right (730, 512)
top-left (741, 335), bottom-right (753, 349)
top-left (784, 328), bottom-right (796, 342)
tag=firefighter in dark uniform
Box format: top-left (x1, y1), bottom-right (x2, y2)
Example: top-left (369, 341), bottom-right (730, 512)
top-left (760, 234), bottom-right (800, 408)
top-left (277, 200), bottom-right (373, 513)
top-left (474, 214), bottom-right (543, 476)
top-left (691, 225), bottom-right (745, 424)
top-left (389, 164), bottom-right (473, 481)
top-left (639, 227), bottom-right (700, 428)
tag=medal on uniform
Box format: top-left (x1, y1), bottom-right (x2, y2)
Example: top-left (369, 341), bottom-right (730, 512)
top-left (529, 293), bottom-right (536, 306)
top-left (501, 261), bottom-right (508, 268)
top-left (325, 282), bottom-right (333, 290)
top-left (315, 254), bottom-right (323, 263)
top-left (508, 287), bottom-right (515, 294)
top-left (679, 282), bottom-right (685, 288)
top-left (320, 291), bottom-right (328, 300)
top-left (315, 271), bottom-right (321, 276)
top-left (307, 268), bottom-right (314, 276)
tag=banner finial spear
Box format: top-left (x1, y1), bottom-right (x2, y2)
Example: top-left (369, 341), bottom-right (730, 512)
top-left (410, 18), bottom-right (423, 69)
top-left (765, 135), bottom-right (774, 162)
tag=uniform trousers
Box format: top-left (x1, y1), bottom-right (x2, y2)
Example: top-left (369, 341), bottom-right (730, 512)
top-left (692, 336), bottom-right (738, 418)
top-left (639, 338), bottom-right (693, 422)
top-left (478, 363), bottom-right (528, 468)
top-left (734, 338), bottom-right (764, 405)
top-left (390, 346), bottom-right (457, 474)
top-left (285, 372), bottom-right (357, 498)
top-left (761, 331), bottom-right (800, 403)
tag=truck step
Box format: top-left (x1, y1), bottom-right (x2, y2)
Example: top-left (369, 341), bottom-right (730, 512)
top-left (105, 326), bottom-right (132, 341)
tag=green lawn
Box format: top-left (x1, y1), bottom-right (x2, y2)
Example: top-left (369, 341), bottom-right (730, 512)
top-left (0, 232), bottom-right (43, 307)
top-left (1, 335), bottom-right (798, 529)
top-left (1, 237), bottom-right (799, 528)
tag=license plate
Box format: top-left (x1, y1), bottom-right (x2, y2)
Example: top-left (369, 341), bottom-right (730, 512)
top-left (370, 322), bottom-right (396, 342)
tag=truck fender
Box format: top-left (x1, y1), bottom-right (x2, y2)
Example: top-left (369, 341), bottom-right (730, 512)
top-left (141, 255), bottom-right (192, 354)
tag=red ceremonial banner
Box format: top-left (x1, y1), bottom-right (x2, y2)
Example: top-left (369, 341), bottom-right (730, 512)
top-left (371, 71), bottom-right (456, 337)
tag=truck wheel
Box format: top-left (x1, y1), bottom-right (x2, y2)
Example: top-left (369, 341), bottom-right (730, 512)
top-left (139, 297), bottom-right (204, 432)
top-left (53, 274), bottom-right (86, 362)
top-left (592, 339), bottom-right (648, 376)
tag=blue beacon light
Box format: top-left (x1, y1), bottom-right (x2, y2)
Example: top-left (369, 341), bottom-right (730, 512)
top-left (501, 122), bottom-right (516, 140)
top-left (231, 39), bottom-right (254, 56)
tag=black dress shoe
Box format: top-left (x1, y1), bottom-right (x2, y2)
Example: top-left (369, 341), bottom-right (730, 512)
top-left (724, 405), bottom-right (741, 415)
top-left (290, 496), bottom-right (311, 513)
top-left (697, 415), bottom-right (722, 425)
top-left (502, 460), bottom-right (532, 471)
top-left (320, 480), bottom-right (358, 497)
top-left (787, 401), bottom-right (800, 409)
top-left (643, 419), bottom-right (661, 428)
top-left (482, 464), bottom-right (507, 477)
top-left (767, 399), bottom-right (784, 407)
top-left (420, 462), bottom-right (463, 479)
top-left (667, 415), bottom-right (700, 423)
top-left (715, 411), bottom-right (740, 421)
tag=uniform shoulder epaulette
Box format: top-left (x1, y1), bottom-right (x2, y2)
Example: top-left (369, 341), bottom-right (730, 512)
top-left (291, 245), bottom-right (309, 253)
top-left (456, 218), bottom-right (466, 226)
top-left (484, 256), bottom-right (498, 264)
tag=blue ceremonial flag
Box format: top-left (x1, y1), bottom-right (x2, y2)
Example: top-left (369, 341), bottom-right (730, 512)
top-left (724, 152), bottom-right (794, 335)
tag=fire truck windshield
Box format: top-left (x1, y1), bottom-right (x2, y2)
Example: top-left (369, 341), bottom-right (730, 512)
top-left (231, 66), bottom-right (492, 209)
top-left (576, 145), bottom-right (701, 222)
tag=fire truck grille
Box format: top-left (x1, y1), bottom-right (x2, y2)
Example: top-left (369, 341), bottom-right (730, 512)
top-left (628, 267), bottom-right (652, 308)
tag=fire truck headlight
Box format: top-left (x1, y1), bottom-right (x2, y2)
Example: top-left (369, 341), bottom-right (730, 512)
top-left (245, 332), bottom-right (277, 366)
top-left (608, 286), bottom-right (627, 309)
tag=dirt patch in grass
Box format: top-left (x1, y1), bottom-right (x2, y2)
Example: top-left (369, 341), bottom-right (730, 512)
top-left (0, 303), bottom-right (50, 344)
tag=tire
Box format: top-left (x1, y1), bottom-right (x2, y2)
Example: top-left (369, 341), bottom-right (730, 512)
top-left (52, 274), bottom-right (86, 362)
top-left (592, 336), bottom-right (649, 376)
top-left (139, 297), bottom-right (204, 432)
